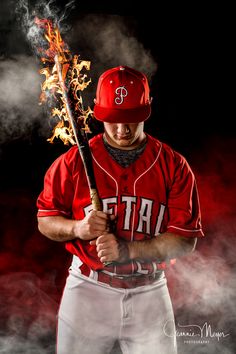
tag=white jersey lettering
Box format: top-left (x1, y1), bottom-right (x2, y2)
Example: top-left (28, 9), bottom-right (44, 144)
top-left (121, 196), bottom-right (136, 230)
top-left (154, 204), bottom-right (166, 235)
top-left (84, 196), bottom-right (165, 236)
top-left (84, 204), bottom-right (94, 216)
top-left (102, 197), bottom-right (118, 215)
top-left (136, 198), bottom-right (153, 234)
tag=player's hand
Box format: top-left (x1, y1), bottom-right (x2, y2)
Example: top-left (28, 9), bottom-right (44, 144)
top-left (90, 234), bottom-right (130, 263)
top-left (73, 211), bottom-right (115, 241)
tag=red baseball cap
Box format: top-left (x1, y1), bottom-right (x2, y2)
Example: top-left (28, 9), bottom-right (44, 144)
top-left (93, 66), bottom-right (151, 123)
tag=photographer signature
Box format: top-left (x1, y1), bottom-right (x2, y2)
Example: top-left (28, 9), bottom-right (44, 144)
top-left (163, 320), bottom-right (230, 341)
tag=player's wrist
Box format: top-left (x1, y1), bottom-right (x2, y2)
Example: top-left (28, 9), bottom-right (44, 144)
top-left (117, 240), bottom-right (130, 263)
top-left (127, 242), bottom-right (137, 260)
top-left (71, 219), bottom-right (84, 239)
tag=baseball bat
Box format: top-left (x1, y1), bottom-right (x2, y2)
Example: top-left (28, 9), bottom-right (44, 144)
top-left (54, 55), bottom-right (101, 208)
top-left (54, 55), bottom-right (112, 265)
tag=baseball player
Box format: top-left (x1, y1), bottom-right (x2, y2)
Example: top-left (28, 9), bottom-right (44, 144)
top-left (37, 65), bottom-right (204, 354)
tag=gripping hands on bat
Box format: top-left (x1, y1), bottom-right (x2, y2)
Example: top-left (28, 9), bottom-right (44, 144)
top-left (73, 210), bottom-right (129, 264)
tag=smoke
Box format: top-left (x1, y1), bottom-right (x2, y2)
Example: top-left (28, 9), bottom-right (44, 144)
top-left (0, 272), bottom-right (58, 354)
top-left (65, 13), bottom-right (158, 108)
top-left (0, 3), bottom-right (159, 143)
top-left (70, 14), bottom-right (158, 81)
top-left (0, 1), bottom-right (77, 144)
top-left (167, 246), bottom-right (236, 353)
top-left (165, 137), bottom-right (236, 354)
top-left (15, 0), bottom-right (76, 34)
top-left (15, 1), bottom-right (157, 77)
top-left (0, 189), bottom-right (70, 353)
top-left (0, 55), bottom-right (50, 144)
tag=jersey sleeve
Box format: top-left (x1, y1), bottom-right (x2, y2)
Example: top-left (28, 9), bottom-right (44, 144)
top-left (37, 152), bottom-right (75, 218)
top-left (166, 154), bottom-right (204, 238)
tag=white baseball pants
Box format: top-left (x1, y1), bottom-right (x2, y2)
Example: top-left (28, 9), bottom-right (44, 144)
top-left (56, 264), bottom-right (177, 354)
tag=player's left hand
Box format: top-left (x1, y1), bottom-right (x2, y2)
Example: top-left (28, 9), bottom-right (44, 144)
top-left (90, 234), bottom-right (130, 264)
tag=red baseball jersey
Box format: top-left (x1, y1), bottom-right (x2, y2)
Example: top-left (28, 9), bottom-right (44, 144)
top-left (37, 133), bottom-right (204, 274)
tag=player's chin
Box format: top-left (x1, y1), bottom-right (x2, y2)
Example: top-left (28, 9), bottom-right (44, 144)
top-left (114, 137), bottom-right (133, 147)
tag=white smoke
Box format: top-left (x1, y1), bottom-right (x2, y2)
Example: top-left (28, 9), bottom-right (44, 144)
top-left (67, 14), bottom-right (158, 107)
top-left (16, 0), bottom-right (76, 32)
top-left (0, 3), bottom-right (159, 144)
top-left (165, 220), bottom-right (236, 354)
top-left (0, 272), bottom-right (58, 354)
top-left (70, 14), bottom-right (158, 80)
top-left (0, 55), bottom-right (50, 143)
top-left (15, 0), bottom-right (76, 58)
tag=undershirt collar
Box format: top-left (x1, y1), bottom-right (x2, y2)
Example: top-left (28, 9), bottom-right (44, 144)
top-left (103, 135), bottom-right (147, 168)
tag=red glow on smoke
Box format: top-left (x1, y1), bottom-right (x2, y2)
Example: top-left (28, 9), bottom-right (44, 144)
top-left (166, 136), bottom-right (236, 315)
top-left (195, 139), bottom-right (236, 228)
top-left (0, 190), bottom-right (70, 280)
top-left (0, 189), bottom-right (71, 350)
top-left (0, 190), bottom-right (70, 335)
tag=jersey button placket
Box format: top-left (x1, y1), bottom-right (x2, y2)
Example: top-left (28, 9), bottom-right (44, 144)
top-left (121, 173), bottom-right (129, 194)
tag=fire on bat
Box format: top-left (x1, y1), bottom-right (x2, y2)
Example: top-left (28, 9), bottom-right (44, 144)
top-left (34, 17), bottom-right (112, 264)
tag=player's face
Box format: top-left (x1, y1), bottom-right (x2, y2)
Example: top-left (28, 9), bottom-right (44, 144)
top-left (103, 122), bottom-right (146, 150)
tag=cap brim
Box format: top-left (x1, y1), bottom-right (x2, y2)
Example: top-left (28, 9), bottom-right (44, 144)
top-left (93, 105), bottom-right (151, 123)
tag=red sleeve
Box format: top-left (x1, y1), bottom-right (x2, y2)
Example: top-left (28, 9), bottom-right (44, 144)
top-left (37, 151), bottom-right (75, 218)
top-left (166, 153), bottom-right (204, 238)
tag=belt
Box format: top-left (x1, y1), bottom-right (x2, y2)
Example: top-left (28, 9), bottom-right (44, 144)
top-left (71, 255), bottom-right (164, 289)
top-left (96, 271), bottom-right (163, 289)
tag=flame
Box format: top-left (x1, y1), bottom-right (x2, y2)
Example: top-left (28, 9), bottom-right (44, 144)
top-left (34, 17), bottom-right (71, 63)
top-left (35, 17), bottom-right (93, 145)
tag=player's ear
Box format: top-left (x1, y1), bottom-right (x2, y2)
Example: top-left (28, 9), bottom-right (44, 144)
top-left (149, 97), bottom-right (153, 104)
top-left (94, 98), bottom-right (97, 104)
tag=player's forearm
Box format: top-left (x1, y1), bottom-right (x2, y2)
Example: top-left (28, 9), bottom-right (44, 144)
top-left (37, 216), bottom-right (78, 242)
top-left (38, 211), bottom-right (110, 242)
top-left (128, 233), bottom-right (197, 262)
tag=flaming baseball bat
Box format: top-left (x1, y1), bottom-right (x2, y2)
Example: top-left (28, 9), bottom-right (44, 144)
top-left (55, 55), bottom-right (114, 266)
top-left (35, 18), bottom-right (112, 264)
top-left (54, 55), bottom-right (113, 266)
top-left (35, 17), bottom-right (102, 211)
top-left (54, 55), bottom-right (102, 211)
top-left (35, 17), bottom-right (111, 265)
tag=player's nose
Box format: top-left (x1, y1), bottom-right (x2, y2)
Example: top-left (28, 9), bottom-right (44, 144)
top-left (116, 124), bottom-right (130, 135)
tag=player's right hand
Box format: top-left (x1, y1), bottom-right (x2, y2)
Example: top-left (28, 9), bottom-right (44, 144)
top-left (72, 211), bottom-right (115, 241)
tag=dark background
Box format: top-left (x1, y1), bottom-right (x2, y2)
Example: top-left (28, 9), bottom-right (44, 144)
top-left (0, 1), bottom-right (235, 353)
